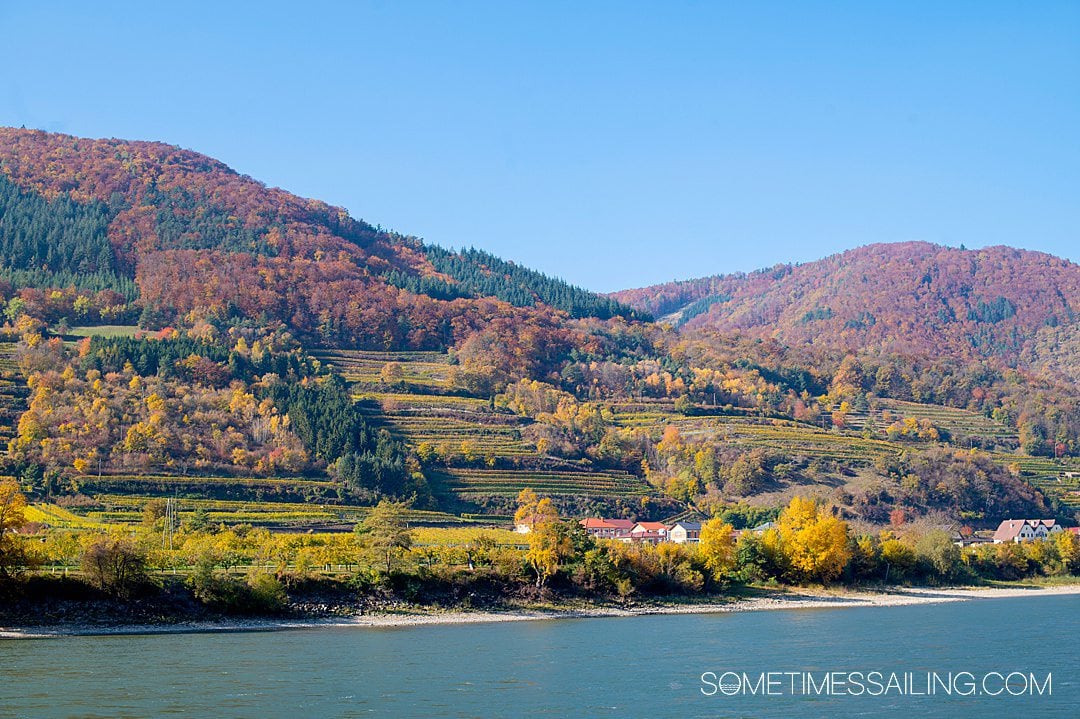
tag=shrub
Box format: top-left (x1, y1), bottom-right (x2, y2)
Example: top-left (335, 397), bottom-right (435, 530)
top-left (189, 563), bottom-right (287, 614)
top-left (80, 536), bottom-right (148, 598)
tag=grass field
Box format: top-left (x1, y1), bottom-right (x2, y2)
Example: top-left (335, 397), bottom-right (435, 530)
top-left (78, 495), bottom-right (496, 528)
top-left (65, 325), bottom-right (142, 339)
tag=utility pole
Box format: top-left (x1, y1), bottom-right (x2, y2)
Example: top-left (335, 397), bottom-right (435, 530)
top-left (162, 497), bottom-right (176, 551)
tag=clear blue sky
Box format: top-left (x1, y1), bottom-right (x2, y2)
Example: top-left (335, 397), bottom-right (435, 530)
top-left (2, 1), bottom-right (1077, 292)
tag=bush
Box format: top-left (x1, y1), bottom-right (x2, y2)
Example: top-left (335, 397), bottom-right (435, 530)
top-left (80, 536), bottom-right (148, 598)
top-left (188, 563), bottom-right (287, 614)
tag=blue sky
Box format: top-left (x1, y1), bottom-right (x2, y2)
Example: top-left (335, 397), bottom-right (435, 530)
top-left (1, 1), bottom-right (1077, 292)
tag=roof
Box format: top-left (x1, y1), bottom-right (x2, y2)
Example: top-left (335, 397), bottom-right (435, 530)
top-left (632, 521), bottom-right (669, 532)
top-left (671, 521), bottom-right (702, 531)
top-left (580, 518), bottom-right (635, 530)
top-left (993, 519), bottom-right (1059, 541)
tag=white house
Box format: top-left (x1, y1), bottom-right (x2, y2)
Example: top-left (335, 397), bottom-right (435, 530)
top-left (992, 519), bottom-right (1062, 543)
top-left (668, 521), bottom-right (702, 544)
top-left (627, 521), bottom-right (670, 544)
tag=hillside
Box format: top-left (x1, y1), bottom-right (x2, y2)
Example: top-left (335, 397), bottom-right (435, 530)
top-left (0, 127), bottom-right (642, 349)
top-left (0, 128), bottom-right (1077, 533)
top-left (612, 242), bottom-right (1080, 382)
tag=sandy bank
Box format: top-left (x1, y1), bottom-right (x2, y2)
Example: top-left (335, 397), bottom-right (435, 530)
top-left (4, 584), bottom-right (1078, 638)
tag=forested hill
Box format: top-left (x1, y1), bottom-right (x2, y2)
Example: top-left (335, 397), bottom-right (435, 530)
top-left (612, 242), bottom-right (1080, 382)
top-left (4, 128), bottom-right (1080, 525)
top-left (0, 127), bottom-right (642, 348)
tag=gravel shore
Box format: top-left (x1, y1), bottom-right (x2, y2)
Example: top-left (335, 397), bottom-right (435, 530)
top-left (4, 584), bottom-right (1077, 638)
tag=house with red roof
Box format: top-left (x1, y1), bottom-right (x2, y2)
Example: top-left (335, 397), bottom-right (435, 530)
top-left (579, 517), bottom-right (635, 540)
top-left (628, 521), bottom-right (670, 544)
top-left (992, 519), bottom-right (1062, 543)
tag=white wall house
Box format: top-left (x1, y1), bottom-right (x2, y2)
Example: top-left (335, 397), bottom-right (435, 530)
top-left (668, 521), bottom-right (702, 544)
top-left (992, 519), bottom-right (1062, 543)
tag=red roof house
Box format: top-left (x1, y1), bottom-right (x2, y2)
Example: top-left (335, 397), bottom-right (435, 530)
top-left (992, 519), bottom-right (1062, 543)
top-left (580, 517), bottom-right (635, 539)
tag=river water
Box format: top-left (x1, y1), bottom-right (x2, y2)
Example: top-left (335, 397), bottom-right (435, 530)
top-left (2, 594), bottom-right (1077, 718)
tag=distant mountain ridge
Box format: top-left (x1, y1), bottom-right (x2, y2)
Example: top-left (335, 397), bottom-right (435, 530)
top-left (612, 242), bottom-right (1080, 381)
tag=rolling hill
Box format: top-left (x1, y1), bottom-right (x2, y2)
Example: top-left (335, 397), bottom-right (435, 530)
top-left (0, 127), bottom-right (642, 350)
top-left (1, 127), bottom-right (1077, 529)
top-left (612, 242), bottom-right (1080, 382)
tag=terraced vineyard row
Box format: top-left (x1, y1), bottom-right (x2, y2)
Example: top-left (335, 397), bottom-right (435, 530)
top-left (387, 415), bottom-right (536, 457)
top-left (312, 349), bottom-right (451, 389)
top-left (1027, 476), bottom-right (1080, 509)
top-left (314, 349), bottom-right (451, 364)
top-left (355, 391), bottom-right (490, 413)
top-left (433, 468), bottom-right (654, 498)
top-left (835, 399), bottom-right (1019, 448)
top-left (605, 399), bottom-right (677, 414)
top-left (984, 454), bottom-right (1080, 509)
top-left (0, 342), bottom-right (28, 448)
top-left (77, 473), bottom-right (336, 489)
top-left (678, 417), bottom-right (904, 464)
top-left (24, 503), bottom-right (105, 529)
top-left (77, 495), bottom-right (485, 527)
top-left (990, 455), bottom-right (1080, 475)
top-left (879, 400), bottom-right (1017, 443)
top-left (613, 411), bottom-right (679, 427)
top-left (351, 383), bottom-right (546, 462)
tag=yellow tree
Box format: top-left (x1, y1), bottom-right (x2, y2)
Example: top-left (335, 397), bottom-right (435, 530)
top-left (526, 509), bottom-right (573, 589)
top-left (777, 496), bottom-right (851, 583)
top-left (698, 518), bottom-right (737, 581)
top-left (0, 478), bottom-right (29, 580)
top-left (380, 362), bottom-right (405, 385)
top-left (1054, 530), bottom-right (1080, 575)
top-left (513, 488), bottom-right (557, 531)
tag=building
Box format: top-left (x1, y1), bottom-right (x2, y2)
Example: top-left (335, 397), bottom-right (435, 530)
top-left (628, 521), bottom-right (670, 544)
top-left (668, 521), bottom-right (702, 544)
top-left (992, 519), bottom-right (1062, 543)
top-left (580, 517), bottom-right (635, 540)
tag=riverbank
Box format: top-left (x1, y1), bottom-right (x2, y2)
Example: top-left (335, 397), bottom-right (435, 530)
top-left (4, 583), bottom-right (1078, 638)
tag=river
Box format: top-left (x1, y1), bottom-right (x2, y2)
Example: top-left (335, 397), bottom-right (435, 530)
top-left (2, 594), bottom-right (1077, 718)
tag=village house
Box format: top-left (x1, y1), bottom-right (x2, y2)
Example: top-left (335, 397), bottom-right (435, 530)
top-left (992, 519), bottom-right (1062, 543)
top-left (579, 517), bottom-right (635, 540)
top-left (627, 521), bottom-right (670, 544)
top-left (668, 521), bottom-right (702, 544)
